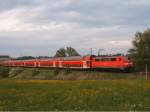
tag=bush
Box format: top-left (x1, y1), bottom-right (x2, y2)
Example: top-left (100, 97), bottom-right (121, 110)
top-left (32, 69), bottom-right (40, 76)
top-left (64, 69), bottom-right (71, 75)
top-left (0, 67), bottom-right (10, 78)
top-left (9, 68), bottom-right (24, 77)
top-left (53, 69), bottom-right (59, 75)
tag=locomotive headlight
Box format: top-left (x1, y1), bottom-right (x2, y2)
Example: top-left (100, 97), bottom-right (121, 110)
top-left (124, 62), bottom-right (133, 66)
top-left (124, 63), bottom-right (129, 65)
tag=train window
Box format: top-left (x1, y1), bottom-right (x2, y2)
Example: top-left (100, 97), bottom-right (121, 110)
top-left (95, 59), bottom-right (100, 61)
top-left (110, 58), bottom-right (116, 61)
top-left (101, 58), bottom-right (104, 61)
top-left (103, 58), bottom-right (109, 61)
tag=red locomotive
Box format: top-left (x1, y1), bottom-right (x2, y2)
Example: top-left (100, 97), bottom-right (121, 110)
top-left (1, 55), bottom-right (133, 72)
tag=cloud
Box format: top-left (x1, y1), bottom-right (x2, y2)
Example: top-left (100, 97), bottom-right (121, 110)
top-left (0, 0), bottom-right (150, 56)
top-left (108, 40), bottom-right (132, 47)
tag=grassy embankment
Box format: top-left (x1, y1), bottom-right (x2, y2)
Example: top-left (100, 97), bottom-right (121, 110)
top-left (0, 67), bottom-right (146, 80)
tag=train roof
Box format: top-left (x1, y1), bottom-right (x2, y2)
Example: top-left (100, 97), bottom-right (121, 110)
top-left (3, 55), bottom-right (129, 62)
top-left (94, 55), bottom-right (127, 58)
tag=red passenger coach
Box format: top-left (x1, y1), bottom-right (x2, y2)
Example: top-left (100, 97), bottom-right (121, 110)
top-left (54, 56), bottom-right (91, 69)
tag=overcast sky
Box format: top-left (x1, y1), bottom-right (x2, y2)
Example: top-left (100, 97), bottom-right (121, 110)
top-left (0, 0), bottom-right (150, 57)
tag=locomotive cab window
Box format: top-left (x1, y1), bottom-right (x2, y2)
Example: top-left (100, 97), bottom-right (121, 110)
top-left (86, 61), bottom-right (90, 64)
top-left (124, 57), bottom-right (131, 61)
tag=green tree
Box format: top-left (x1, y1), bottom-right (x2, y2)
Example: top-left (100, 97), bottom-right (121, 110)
top-left (16, 56), bottom-right (35, 60)
top-left (128, 29), bottom-right (150, 71)
top-left (55, 47), bottom-right (80, 57)
top-left (55, 48), bottom-right (66, 57)
top-left (66, 47), bottom-right (80, 56)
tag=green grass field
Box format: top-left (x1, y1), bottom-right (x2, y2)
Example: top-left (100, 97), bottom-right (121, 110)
top-left (0, 79), bottom-right (150, 111)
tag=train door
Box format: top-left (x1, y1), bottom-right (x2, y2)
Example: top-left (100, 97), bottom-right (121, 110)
top-left (116, 57), bottom-right (123, 68)
top-left (37, 62), bottom-right (40, 67)
top-left (59, 61), bottom-right (63, 68)
top-left (83, 61), bottom-right (87, 68)
top-left (82, 56), bottom-right (92, 69)
top-left (34, 62), bottom-right (37, 67)
top-left (109, 57), bottom-right (117, 68)
top-left (53, 61), bottom-right (56, 68)
top-left (83, 61), bottom-right (91, 69)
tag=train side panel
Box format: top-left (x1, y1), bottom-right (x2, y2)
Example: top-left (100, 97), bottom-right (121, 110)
top-left (62, 61), bottom-right (83, 68)
top-left (38, 60), bottom-right (53, 68)
top-left (0, 56), bottom-right (133, 72)
top-left (91, 56), bottom-right (133, 70)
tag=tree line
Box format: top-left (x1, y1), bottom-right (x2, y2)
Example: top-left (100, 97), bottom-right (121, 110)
top-left (11, 47), bottom-right (80, 60)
